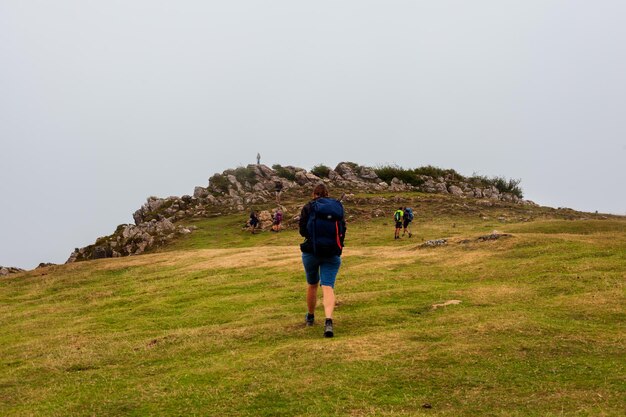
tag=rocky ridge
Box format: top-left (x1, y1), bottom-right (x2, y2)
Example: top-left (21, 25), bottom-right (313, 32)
top-left (0, 266), bottom-right (26, 276)
top-left (66, 162), bottom-right (530, 263)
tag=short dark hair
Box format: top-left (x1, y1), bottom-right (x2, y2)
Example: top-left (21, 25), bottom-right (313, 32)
top-left (313, 183), bottom-right (329, 198)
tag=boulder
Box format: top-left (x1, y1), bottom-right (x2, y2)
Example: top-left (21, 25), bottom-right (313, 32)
top-left (294, 171), bottom-right (320, 185)
top-left (448, 185), bottom-right (464, 196)
top-left (248, 164), bottom-right (274, 179)
top-left (435, 182), bottom-right (448, 193)
top-left (334, 163), bottom-right (359, 182)
top-left (328, 169), bottom-right (343, 181)
top-left (390, 177), bottom-right (409, 191)
top-left (92, 246), bottom-right (110, 259)
top-left (358, 166), bottom-right (380, 181)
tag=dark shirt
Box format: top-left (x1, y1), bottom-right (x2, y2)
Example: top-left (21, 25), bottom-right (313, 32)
top-left (299, 202), bottom-right (313, 238)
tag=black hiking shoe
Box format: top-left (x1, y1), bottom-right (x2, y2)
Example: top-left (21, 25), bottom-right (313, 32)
top-left (305, 313), bottom-right (315, 326)
top-left (324, 319), bottom-right (334, 338)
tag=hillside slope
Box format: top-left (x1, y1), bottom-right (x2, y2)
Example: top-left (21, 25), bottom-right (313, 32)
top-left (1, 195), bottom-right (625, 416)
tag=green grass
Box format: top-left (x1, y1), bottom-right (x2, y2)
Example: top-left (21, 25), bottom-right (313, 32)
top-left (1, 208), bottom-right (625, 416)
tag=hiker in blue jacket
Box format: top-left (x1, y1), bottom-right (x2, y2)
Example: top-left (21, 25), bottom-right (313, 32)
top-left (402, 207), bottom-right (414, 238)
top-left (299, 183), bottom-right (346, 338)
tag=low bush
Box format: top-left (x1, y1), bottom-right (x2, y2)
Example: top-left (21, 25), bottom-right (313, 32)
top-left (232, 166), bottom-right (258, 186)
top-left (311, 164), bottom-right (331, 178)
top-left (469, 173), bottom-right (523, 198)
top-left (272, 164), bottom-right (296, 181)
top-left (374, 165), bottom-right (425, 187)
top-left (491, 176), bottom-right (523, 198)
top-left (413, 165), bottom-right (461, 180)
top-left (209, 174), bottom-right (229, 193)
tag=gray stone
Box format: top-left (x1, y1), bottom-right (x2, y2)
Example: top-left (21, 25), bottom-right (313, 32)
top-left (435, 182), bottom-right (448, 193)
top-left (448, 185), bottom-right (463, 196)
top-left (334, 163), bottom-right (359, 182)
top-left (359, 166), bottom-right (380, 181)
top-left (420, 239), bottom-right (448, 248)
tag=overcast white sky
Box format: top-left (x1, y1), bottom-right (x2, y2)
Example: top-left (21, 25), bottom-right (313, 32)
top-left (1, 1), bottom-right (625, 269)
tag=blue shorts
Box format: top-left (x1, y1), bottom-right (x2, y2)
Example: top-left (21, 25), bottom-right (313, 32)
top-left (302, 253), bottom-right (341, 288)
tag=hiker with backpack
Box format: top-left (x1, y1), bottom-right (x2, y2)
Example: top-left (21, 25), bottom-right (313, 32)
top-left (249, 210), bottom-right (260, 234)
top-left (299, 183), bottom-right (346, 338)
top-left (274, 181), bottom-right (283, 204)
top-left (394, 207), bottom-right (404, 239)
top-left (402, 207), bottom-right (414, 238)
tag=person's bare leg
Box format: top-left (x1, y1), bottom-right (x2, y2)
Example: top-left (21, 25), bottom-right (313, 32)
top-left (307, 284), bottom-right (318, 314)
top-left (322, 285), bottom-right (335, 319)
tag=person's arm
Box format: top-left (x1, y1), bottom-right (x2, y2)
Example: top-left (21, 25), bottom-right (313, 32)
top-left (299, 203), bottom-right (310, 237)
top-left (340, 205), bottom-right (347, 246)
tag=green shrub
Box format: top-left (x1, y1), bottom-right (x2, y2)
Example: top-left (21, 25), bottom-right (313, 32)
top-left (491, 176), bottom-right (523, 198)
top-left (209, 174), bottom-right (229, 193)
top-left (413, 165), bottom-right (461, 180)
top-left (469, 173), bottom-right (523, 198)
top-left (232, 166), bottom-right (258, 186)
top-left (311, 164), bottom-right (331, 178)
top-left (272, 164), bottom-right (296, 181)
top-left (374, 165), bottom-right (425, 187)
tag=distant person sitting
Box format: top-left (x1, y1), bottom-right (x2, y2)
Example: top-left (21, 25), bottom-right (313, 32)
top-left (394, 207), bottom-right (404, 239)
top-left (271, 209), bottom-right (283, 232)
top-left (249, 210), bottom-right (260, 234)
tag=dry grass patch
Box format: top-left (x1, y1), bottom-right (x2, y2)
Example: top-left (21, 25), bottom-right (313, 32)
top-left (171, 247), bottom-right (304, 272)
top-left (342, 246), bottom-right (440, 273)
top-left (456, 285), bottom-right (533, 306)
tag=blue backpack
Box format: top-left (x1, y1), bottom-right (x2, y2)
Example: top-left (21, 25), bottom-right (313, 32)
top-left (306, 198), bottom-right (346, 256)
top-left (405, 207), bottom-right (414, 221)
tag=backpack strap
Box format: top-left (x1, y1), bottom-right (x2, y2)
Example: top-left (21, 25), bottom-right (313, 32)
top-left (335, 221), bottom-right (343, 250)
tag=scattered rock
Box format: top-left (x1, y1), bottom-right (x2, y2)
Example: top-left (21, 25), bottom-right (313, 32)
top-left (432, 300), bottom-right (462, 310)
top-left (477, 232), bottom-right (512, 242)
top-left (420, 239), bottom-right (447, 248)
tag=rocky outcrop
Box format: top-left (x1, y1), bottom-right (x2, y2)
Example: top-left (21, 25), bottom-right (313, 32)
top-left (0, 266), bottom-right (25, 276)
top-left (66, 161), bottom-right (528, 264)
top-left (67, 217), bottom-right (197, 263)
top-left (198, 162), bottom-right (524, 211)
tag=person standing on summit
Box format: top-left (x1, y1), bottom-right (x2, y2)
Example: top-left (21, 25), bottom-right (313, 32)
top-left (299, 183), bottom-right (346, 338)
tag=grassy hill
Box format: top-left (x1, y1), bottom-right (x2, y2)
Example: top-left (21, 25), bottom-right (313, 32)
top-left (1, 192), bottom-right (624, 416)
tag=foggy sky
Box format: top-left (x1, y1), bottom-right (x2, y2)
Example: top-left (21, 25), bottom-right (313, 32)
top-left (2, 1), bottom-right (625, 269)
